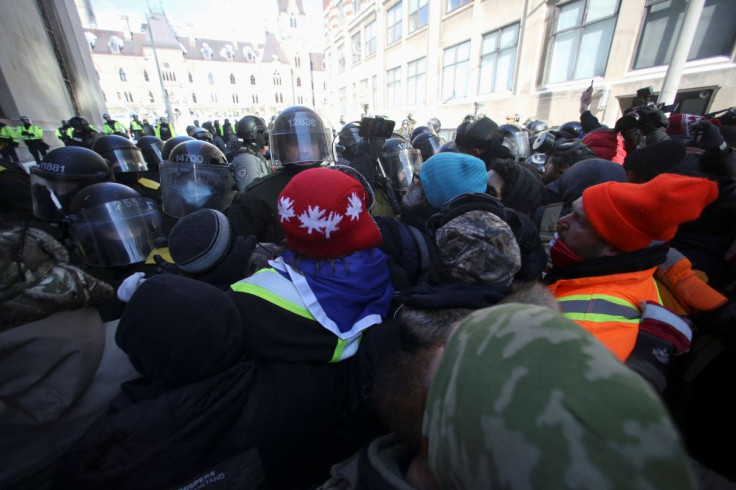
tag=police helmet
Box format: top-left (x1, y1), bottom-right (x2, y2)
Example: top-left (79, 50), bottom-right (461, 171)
top-left (236, 115), bottom-right (267, 147)
top-left (159, 140), bottom-right (234, 217)
top-left (103, 113), bottom-right (111, 121)
top-left (411, 131), bottom-right (442, 162)
top-left (68, 182), bottom-right (165, 267)
top-left (557, 121), bottom-right (584, 139)
top-left (499, 124), bottom-right (532, 160)
top-left (410, 125), bottom-right (436, 142)
top-left (93, 135), bottom-right (148, 173)
top-left (427, 118), bottom-right (442, 133)
top-left (29, 146), bottom-right (112, 221)
top-left (68, 116), bottom-right (91, 131)
top-left (135, 136), bottom-right (164, 171)
top-left (161, 135), bottom-right (195, 161)
top-left (185, 125), bottom-right (196, 136)
top-left (526, 119), bottom-right (548, 135)
top-left (438, 141), bottom-right (460, 153)
top-left (380, 138), bottom-right (423, 194)
top-left (20, 116), bottom-right (31, 124)
top-left (335, 122), bottom-right (362, 159)
top-left (269, 105), bottom-right (334, 166)
top-left (463, 114), bottom-right (475, 124)
top-left (191, 127), bottom-right (213, 142)
top-left (61, 120), bottom-right (69, 126)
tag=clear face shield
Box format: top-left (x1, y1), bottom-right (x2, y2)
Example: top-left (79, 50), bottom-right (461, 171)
top-left (69, 197), bottom-right (165, 267)
top-left (159, 162), bottom-right (235, 217)
top-left (385, 148), bottom-right (423, 193)
top-left (270, 125), bottom-right (335, 166)
top-left (139, 145), bottom-right (163, 171)
top-left (30, 170), bottom-right (108, 221)
top-left (507, 130), bottom-right (531, 160)
top-left (101, 148), bottom-right (149, 173)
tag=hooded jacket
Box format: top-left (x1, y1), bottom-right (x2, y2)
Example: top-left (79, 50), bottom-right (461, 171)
top-left (583, 128), bottom-right (626, 164)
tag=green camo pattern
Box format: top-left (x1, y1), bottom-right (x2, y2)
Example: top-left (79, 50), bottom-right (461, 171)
top-left (423, 303), bottom-right (695, 489)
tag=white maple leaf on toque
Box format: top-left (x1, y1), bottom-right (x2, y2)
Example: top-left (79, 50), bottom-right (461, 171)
top-left (298, 205), bottom-right (327, 234)
top-left (323, 212), bottom-right (343, 238)
top-left (278, 196), bottom-right (296, 223)
top-left (345, 192), bottom-right (363, 221)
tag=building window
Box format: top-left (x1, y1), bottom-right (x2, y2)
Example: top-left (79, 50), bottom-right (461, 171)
top-left (408, 0), bottom-right (428, 32)
top-left (251, 75), bottom-right (256, 85)
top-left (230, 73), bottom-right (236, 84)
top-left (109, 35), bottom-right (124, 54)
top-left (143, 70), bottom-right (150, 82)
top-left (386, 66), bottom-right (401, 108)
top-left (149, 91), bottom-right (155, 102)
top-left (208, 72), bottom-right (215, 85)
top-left (297, 77), bottom-right (302, 87)
top-left (220, 44), bottom-right (235, 60)
top-left (119, 68), bottom-right (127, 81)
top-left (634, 0), bottom-right (736, 70)
top-left (290, 13), bottom-right (297, 28)
top-left (442, 40), bottom-right (470, 100)
top-left (547, 0), bottom-right (618, 84)
top-left (351, 32), bottom-right (362, 63)
top-left (337, 1), bottom-right (345, 18)
top-left (354, 0), bottom-right (362, 13)
top-left (295, 55), bottom-right (301, 68)
top-left (275, 93), bottom-right (279, 103)
top-left (129, 91), bottom-right (133, 102)
top-left (407, 57), bottom-right (426, 105)
top-left (365, 20), bottom-right (377, 56)
top-left (252, 94), bottom-right (258, 103)
top-left (273, 71), bottom-right (282, 85)
top-left (188, 72), bottom-right (193, 83)
top-left (232, 94), bottom-right (239, 103)
top-left (337, 44), bottom-right (346, 71)
top-left (280, 93), bottom-right (284, 103)
top-left (192, 92), bottom-right (197, 103)
top-left (298, 95), bottom-right (304, 104)
top-left (387, 2), bottom-right (403, 45)
top-left (447, 0), bottom-right (471, 13)
top-left (202, 43), bottom-right (213, 59)
top-left (479, 22), bottom-right (519, 94)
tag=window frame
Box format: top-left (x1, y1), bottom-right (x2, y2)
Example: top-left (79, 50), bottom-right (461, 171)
top-left (408, 0), bottom-right (428, 33)
top-left (365, 20), bottom-right (377, 56)
top-left (351, 31), bottom-right (362, 64)
top-left (446, 0), bottom-right (471, 14)
top-left (386, 65), bottom-right (402, 108)
top-left (441, 40), bottom-right (471, 100)
top-left (478, 22), bottom-right (520, 94)
top-left (406, 57), bottom-right (426, 105)
top-left (386, 2), bottom-right (403, 46)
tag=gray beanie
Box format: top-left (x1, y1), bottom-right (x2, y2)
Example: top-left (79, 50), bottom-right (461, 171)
top-left (168, 209), bottom-right (232, 273)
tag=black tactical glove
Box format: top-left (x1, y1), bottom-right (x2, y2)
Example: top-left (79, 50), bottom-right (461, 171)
top-left (691, 120), bottom-right (728, 152)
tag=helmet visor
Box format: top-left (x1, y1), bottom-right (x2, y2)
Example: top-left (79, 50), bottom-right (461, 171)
top-left (139, 145), bottom-right (163, 171)
top-left (30, 171), bottom-right (107, 221)
top-left (159, 162), bottom-right (234, 217)
top-left (270, 125), bottom-right (334, 166)
top-left (69, 197), bottom-right (164, 267)
top-left (386, 148), bottom-right (423, 192)
top-left (103, 148), bottom-right (149, 173)
top-left (507, 131), bottom-right (531, 159)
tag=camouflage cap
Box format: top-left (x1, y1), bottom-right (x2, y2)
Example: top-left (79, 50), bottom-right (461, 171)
top-left (435, 210), bottom-right (521, 286)
top-left (423, 303), bottom-right (696, 489)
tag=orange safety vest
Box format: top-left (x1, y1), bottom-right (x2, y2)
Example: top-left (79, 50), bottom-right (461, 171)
top-left (547, 267), bottom-right (661, 361)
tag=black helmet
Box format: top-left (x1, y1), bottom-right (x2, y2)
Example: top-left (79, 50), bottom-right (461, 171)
top-left (93, 135), bottom-right (148, 173)
top-left (463, 114), bottom-right (475, 124)
top-left (103, 113), bottom-right (111, 121)
top-left (410, 125), bottom-right (436, 142)
top-left (191, 127), bottom-right (213, 142)
top-left (185, 125), bottom-right (196, 136)
top-left (236, 115), bottom-right (267, 146)
top-left (525, 119), bottom-right (548, 135)
top-left (269, 105), bottom-right (334, 166)
top-left (159, 140), bottom-right (234, 217)
top-left (68, 116), bottom-right (91, 131)
top-left (380, 138), bottom-right (423, 194)
top-left (411, 131), bottom-right (441, 162)
top-left (499, 124), bottom-right (532, 160)
top-left (29, 146), bottom-right (112, 221)
top-left (161, 135), bottom-right (195, 161)
top-left (135, 136), bottom-right (164, 171)
top-left (68, 182), bottom-right (165, 267)
top-left (438, 141), bottom-right (460, 153)
top-left (557, 121), bottom-right (584, 139)
top-left (61, 120), bottom-right (69, 126)
top-left (335, 122), bottom-right (362, 159)
top-left (427, 118), bottom-right (442, 133)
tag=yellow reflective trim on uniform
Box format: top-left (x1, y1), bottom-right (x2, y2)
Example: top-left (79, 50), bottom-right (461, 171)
top-left (652, 277), bottom-right (662, 304)
top-left (137, 177), bottom-right (161, 190)
top-left (557, 294), bottom-right (638, 310)
top-left (0, 165), bottom-right (6, 172)
top-left (145, 247), bottom-right (174, 264)
top-left (231, 280), bottom-right (315, 320)
top-left (330, 338), bottom-right (347, 363)
top-left (563, 312), bottom-right (640, 324)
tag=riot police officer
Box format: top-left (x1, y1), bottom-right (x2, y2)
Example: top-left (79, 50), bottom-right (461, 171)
top-left (102, 114), bottom-right (129, 138)
top-left (231, 115), bottom-right (271, 192)
top-left (227, 105), bottom-right (334, 242)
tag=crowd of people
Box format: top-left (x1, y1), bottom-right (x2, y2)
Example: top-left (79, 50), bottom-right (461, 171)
top-left (1, 90), bottom-right (736, 489)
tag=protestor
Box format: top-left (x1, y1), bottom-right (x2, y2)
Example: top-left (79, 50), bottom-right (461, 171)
top-left (18, 116), bottom-right (48, 164)
top-left (323, 304), bottom-right (696, 489)
top-left (230, 115), bottom-right (271, 192)
top-left (578, 88), bottom-right (627, 164)
top-left (227, 105), bottom-right (335, 243)
top-left (483, 157), bottom-right (548, 215)
top-left (228, 166), bottom-right (394, 487)
top-left (534, 134), bottom-right (597, 201)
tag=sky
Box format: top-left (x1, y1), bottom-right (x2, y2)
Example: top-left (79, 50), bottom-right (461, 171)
top-left (89, 0), bottom-right (325, 49)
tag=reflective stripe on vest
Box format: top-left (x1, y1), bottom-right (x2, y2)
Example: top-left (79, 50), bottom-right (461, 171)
top-left (231, 268), bottom-right (361, 362)
top-left (557, 294), bottom-right (641, 325)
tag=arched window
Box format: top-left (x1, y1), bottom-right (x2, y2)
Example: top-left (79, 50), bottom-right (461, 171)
top-left (230, 73), bottom-right (236, 84)
top-left (119, 68), bottom-right (127, 81)
top-left (273, 71), bottom-right (281, 86)
top-left (188, 72), bottom-right (193, 83)
top-left (208, 72), bottom-right (215, 85)
top-left (192, 92), bottom-right (197, 103)
top-left (144, 70), bottom-right (149, 82)
top-left (252, 94), bottom-right (258, 103)
top-left (296, 77), bottom-right (302, 88)
top-left (294, 56), bottom-right (301, 68)
top-left (148, 91), bottom-right (155, 102)
top-left (290, 13), bottom-right (297, 28)
top-left (279, 93), bottom-right (284, 103)
top-left (202, 43), bottom-right (213, 59)
top-left (128, 91), bottom-right (134, 102)
top-left (275, 93), bottom-right (279, 103)
top-left (232, 94), bottom-right (239, 103)
top-left (250, 75), bottom-right (256, 85)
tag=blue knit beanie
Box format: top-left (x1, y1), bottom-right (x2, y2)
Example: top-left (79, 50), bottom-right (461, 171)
top-left (420, 153), bottom-right (488, 208)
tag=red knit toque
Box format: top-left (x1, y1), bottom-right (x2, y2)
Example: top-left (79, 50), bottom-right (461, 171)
top-left (278, 167), bottom-right (382, 259)
top-left (583, 173), bottom-right (718, 252)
